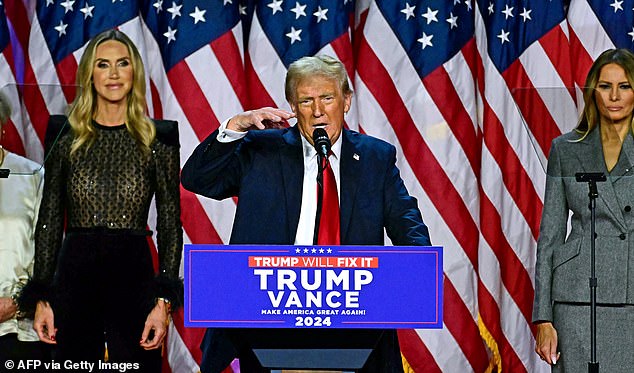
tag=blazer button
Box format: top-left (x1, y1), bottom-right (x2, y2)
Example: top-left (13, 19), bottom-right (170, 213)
top-left (625, 206), bottom-right (632, 212)
top-left (619, 233), bottom-right (626, 240)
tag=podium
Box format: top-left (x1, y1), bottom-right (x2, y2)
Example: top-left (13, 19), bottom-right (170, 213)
top-left (185, 244), bottom-right (443, 371)
top-left (228, 328), bottom-right (386, 370)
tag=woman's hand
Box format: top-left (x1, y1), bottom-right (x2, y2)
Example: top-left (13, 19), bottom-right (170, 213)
top-left (535, 321), bottom-right (560, 365)
top-left (139, 300), bottom-right (170, 350)
top-left (33, 301), bottom-right (57, 344)
top-left (0, 296), bottom-right (17, 323)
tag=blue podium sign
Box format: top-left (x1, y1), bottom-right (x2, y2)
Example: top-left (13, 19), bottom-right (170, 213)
top-left (184, 245), bottom-right (442, 329)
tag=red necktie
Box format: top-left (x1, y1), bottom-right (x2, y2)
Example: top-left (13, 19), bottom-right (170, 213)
top-left (317, 154), bottom-right (340, 245)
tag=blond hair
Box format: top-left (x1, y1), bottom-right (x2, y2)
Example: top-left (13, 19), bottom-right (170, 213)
top-left (68, 29), bottom-right (155, 154)
top-left (285, 55), bottom-right (353, 105)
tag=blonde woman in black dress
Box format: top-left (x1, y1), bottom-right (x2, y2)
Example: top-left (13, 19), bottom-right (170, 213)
top-left (20, 30), bottom-right (182, 372)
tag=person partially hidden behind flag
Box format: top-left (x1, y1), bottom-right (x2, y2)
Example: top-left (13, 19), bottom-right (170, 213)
top-left (181, 55), bottom-right (431, 373)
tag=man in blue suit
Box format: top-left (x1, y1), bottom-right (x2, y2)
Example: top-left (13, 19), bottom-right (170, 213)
top-left (181, 55), bottom-right (431, 373)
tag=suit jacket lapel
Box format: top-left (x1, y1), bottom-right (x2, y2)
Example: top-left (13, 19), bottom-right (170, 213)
top-left (617, 133), bottom-right (634, 179)
top-left (577, 128), bottom-right (625, 227)
top-left (281, 127), bottom-right (304, 242)
top-left (340, 130), bottom-right (362, 243)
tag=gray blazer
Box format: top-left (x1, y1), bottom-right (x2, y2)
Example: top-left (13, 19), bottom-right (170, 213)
top-left (533, 127), bottom-right (634, 322)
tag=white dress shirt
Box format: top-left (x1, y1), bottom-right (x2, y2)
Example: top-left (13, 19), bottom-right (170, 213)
top-left (0, 151), bottom-right (43, 341)
top-left (217, 121), bottom-right (341, 245)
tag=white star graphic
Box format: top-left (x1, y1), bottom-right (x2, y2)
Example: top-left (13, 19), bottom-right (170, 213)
top-left (400, 3), bottom-right (416, 20)
top-left (464, 0), bottom-right (472, 11)
top-left (327, 248), bottom-right (332, 253)
top-left (421, 7), bottom-right (438, 24)
top-left (291, 2), bottom-right (306, 19)
top-left (268, 0), bottom-right (283, 15)
top-left (313, 6), bottom-right (328, 23)
top-left (224, 0), bottom-right (232, 4)
top-left (304, 248), bottom-right (309, 253)
top-left (610, 0), bottom-right (623, 12)
top-left (446, 12), bottom-right (458, 29)
top-left (453, 0), bottom-right (460, 5)
top-left (488, 2), bottom-right (494, 15)
top-left (46, 0), bottom-right (54, 6)
top-left (239, 5), bottom-right (247, 15)
top-left (163, 26), bottom-right (177, 44)
top-left (80, 3), bottom-right (94, 18)
top-left (286, 26), bottom-right (302, 44)
top-left (502, 5), bottom-right (514, 19)
top-left (295, 248), bottom-right (301, 253)
top-left (167, 1), bottom-right (182, 19)
top-left (417, 32), bottom-right (433, 49)
top-left (520, 8), bottom-right (532, 21)
top-left (311, 248), bottom-right (317, 253)
top-left (497, 29), bottom-right (510, 44)
top-left (54, 20), bottom-right (68, 36)
top-left (153, 0), bottom-right (162, 13)
top-left (319, 248), bottom-right (324, 253)
top-left (60, 0), bottom-right (75, 13)
top-left (190, 6), bottom-right (206, 24)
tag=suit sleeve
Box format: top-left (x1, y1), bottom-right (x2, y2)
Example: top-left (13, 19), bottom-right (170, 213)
top-left (181, 129), bottom-right (246, 200)
top-left (382, 145), bottom-right (431, 246)
top-left (532, 139), bottom-right (568, 322)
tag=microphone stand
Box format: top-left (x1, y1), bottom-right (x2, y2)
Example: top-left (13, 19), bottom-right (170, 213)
top-left (575, 172), bottom-right (606, 373)
top-left (313, 154), bottom-right (326, 244)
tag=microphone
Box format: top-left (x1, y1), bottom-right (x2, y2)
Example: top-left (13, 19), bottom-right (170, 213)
top-left (575, 172), bottom-right (606, 183)
top-left (312, 128), bottom-right (331, 158)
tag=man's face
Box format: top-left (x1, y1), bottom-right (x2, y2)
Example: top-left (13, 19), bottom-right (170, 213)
top-left (292, 75), bottom-right (351, 145)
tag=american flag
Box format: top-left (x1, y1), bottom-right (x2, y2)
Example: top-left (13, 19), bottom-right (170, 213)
top-left (1, 0), bottom-right (631, 372)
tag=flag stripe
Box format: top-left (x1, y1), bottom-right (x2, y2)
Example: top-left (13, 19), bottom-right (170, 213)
top-left (354, 26), bottom-right (489, 371)
top-left (54, 55), bottom-right (78, 102)
top-left (397, 329), bottom-right (441, 373)
top-left (422, 59), bottom-right (480, 172)
top-left (180, 187), bottom-right (224, 245)
top-left (503, 62), bottom-right (561, 157)
top-left (478, 281), bottom-right (527, 372)
top-left (356, 38), bottom-right (480, 266)
top-left (167, 62), bottom-right (219, 141)
top-left (480, 192), bottom-right (534, 326)
top-left (209, 29), bottom-right (248, 110)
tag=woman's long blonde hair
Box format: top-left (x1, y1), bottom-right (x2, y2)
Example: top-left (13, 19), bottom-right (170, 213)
top-left (575, 48), bottom-right (634, 140)
top-left (68, 29), bottom-right (155, 154)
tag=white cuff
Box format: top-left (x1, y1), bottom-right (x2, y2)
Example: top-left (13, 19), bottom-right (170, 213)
top-left (217, 118), bottom-right (248, 143)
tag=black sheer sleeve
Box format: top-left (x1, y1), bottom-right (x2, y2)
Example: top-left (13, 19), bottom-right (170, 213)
top-left (152, 120), bottom-right (183, 308)
top-left (20, 117), bottom-right (71, 312)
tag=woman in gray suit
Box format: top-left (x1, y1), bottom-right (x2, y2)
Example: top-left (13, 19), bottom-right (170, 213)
top-left (534, 48), bottom-right (634, 372)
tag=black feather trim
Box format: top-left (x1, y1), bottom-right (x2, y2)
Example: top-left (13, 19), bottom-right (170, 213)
top-left (17, 280), bottom-right (53, 318)
top-left (153, 274), bottom-right (184, 310)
